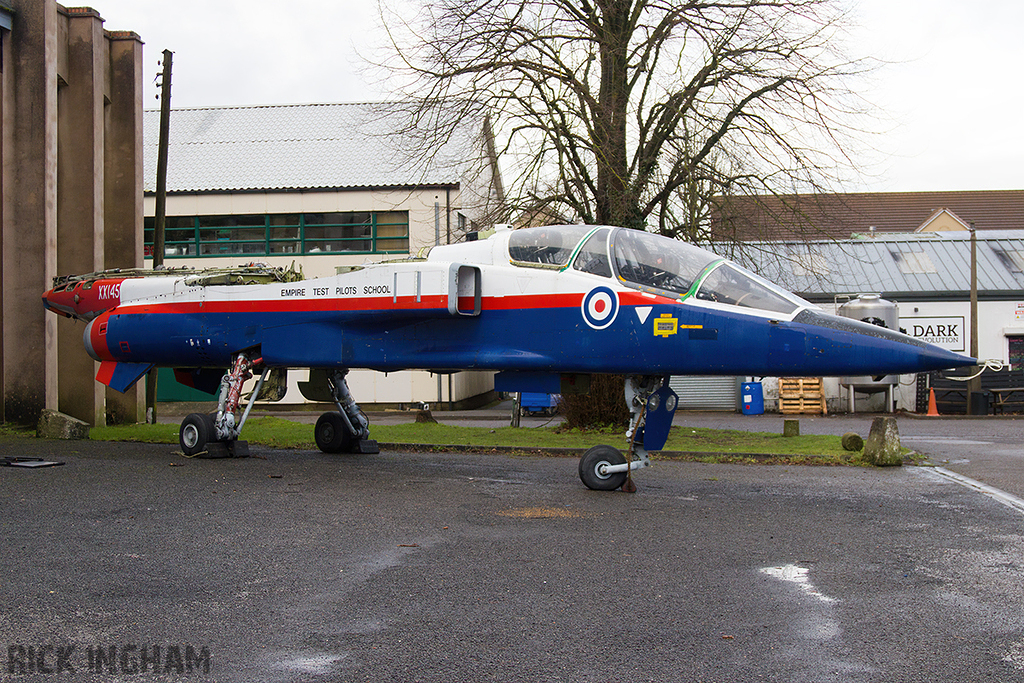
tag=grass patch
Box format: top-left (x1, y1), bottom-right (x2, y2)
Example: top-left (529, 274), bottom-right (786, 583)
top-left (0, 423), bottom-right (36, 438)
top-left (89, 417), bottom-right (862, 463)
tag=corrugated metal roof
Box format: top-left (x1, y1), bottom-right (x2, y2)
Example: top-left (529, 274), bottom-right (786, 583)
top-left (143, 103), bottom-right (482, 193)
top-left (718, 230), bottom-right (1024, 300)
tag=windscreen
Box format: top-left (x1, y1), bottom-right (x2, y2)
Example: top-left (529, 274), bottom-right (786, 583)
top-left (612, 229), bottom-right (718, 295)
top-left (572, 228), bottom-right (612, 277)
top-left (695, 262), bottom-right (809, 315)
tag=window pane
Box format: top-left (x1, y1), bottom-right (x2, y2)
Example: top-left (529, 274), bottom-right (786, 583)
top-left (270, 226), bottom-right (299, 240)
top-left (200, 242), bottom-right (237, 255)
top-left (166, 216), bottom-right (197, 230)
top-left (376, 211), bottom-right (407, 226)
top-left (376, 216), bottom-right (408, 238)
top-left (200, 227), bottom-right (264, 242)
top-left (167, 228), bottom-right (195, 242)
top-left (376, 238), bottom-right (409, 252)
top-left (165, 243), bottom-right (197, 256)
top-left (306, 225), bottom-right (370, 240)
top-left (305, 240), bottom-right (371, 253)
top-left (269, 214), bottom-right (301, 226)
top-left (305, 212), bottom-right (371, 225)
top-left (198, 214), bottom-right (265, 228)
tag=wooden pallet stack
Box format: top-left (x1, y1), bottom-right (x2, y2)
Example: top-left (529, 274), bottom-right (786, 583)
top-left (778, 377), bottom-right (827, 415)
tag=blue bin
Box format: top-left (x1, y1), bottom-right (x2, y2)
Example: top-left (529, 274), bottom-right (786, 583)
top-left (741, 382), bottom-right (764, 415)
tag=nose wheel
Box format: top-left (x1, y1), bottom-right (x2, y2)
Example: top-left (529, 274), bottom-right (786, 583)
top-left (577, 376), bottom-right (678, 491)
top-left (578, 445), bottom-right (628, 491)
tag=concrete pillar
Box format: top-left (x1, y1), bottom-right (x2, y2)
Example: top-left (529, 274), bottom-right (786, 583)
top-left (3, 0), bottom-right (59, 424)
top-left (56, 7), bottom-right (105, 426)
top-left (0, 17), bottom-right (8, 423)
top-left (103, 30), bottom-right (144, 424)
top-left (1, 2), bottom-right (143, 426)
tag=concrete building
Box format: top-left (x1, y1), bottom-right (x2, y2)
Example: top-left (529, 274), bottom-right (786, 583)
top-left (143, 103), bottom-right (505, 407)
top-left (0, 1), bottom-right (143, 425)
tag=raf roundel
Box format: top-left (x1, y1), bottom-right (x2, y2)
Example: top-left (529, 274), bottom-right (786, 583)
top-left (582, 286), bottom-right (619, 330)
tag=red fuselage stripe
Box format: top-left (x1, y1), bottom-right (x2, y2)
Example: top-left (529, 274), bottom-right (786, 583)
top-left (111, 290), bottom-right (670, 316)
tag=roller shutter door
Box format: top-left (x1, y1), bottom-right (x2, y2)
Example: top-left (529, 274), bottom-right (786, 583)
top-left (670, 376), bottom-right (739, 411)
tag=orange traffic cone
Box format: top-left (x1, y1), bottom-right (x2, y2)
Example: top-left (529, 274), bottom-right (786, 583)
top-left (927, 388), bottom-right (939, 416)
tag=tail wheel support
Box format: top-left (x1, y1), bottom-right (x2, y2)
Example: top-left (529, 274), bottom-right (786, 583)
top-left (314, 369), bottom-right (379, 454)
top-left (179, 351), bottom-right (268, 458)
top-left (578, 376), bottom-right (678, 492)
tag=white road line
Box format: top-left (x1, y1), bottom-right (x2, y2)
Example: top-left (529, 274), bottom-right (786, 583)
top-left (921, 467), bottom-right (1024, 515)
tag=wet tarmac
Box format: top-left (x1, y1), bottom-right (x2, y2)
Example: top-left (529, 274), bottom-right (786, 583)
top-left (2, 407), bottom-right (1023, 682)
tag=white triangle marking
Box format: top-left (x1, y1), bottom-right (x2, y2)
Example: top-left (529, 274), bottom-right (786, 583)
top-left (635, 306), bottom-right (652, 325)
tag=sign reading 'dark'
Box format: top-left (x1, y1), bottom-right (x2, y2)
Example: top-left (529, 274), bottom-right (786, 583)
top-left (901, 316), bottom-right (965, 352)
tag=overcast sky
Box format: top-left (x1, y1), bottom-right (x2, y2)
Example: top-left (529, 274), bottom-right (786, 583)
top-left (92, 0), bottom-right (1023, 194)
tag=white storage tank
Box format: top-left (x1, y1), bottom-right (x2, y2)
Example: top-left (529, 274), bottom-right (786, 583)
top-left (839, 294), bottom-right (899, 412)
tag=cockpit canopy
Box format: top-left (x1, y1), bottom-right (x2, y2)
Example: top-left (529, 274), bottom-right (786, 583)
top-left (507, 225), bottom-right (811, 316)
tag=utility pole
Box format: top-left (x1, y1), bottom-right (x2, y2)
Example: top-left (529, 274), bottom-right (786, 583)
top-left (967, 222), bottom-right (981, 414)
top-left (154, 49), bottom-right (172, 269)
top-left (146, 49), bottom-right (173, 423)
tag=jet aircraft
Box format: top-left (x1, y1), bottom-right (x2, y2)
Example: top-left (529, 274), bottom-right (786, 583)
top-left (43, 224), bottom-right (975, 490)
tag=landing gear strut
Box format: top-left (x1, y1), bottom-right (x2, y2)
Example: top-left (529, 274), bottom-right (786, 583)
top-left (179, 352), bottom-right (268, 457)
top-left (577, 375), bottom-right (678, 492)
top-left (314, 369), bottom-right (379, 454)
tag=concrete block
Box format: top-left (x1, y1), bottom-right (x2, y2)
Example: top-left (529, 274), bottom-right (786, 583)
top-left (863, 417), bottom-right (902, 466)
top-left (783, 419), bottom-right (800, 437)
top-left (37, 409), bottom-right (91, 440)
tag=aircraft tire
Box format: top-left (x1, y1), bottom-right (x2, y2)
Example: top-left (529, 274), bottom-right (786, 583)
top-left (180, 413), bottom-right (214, 457)
top-left (578, 444), bottom-right (627, 491)
top-left (315, 412), bottom-right (352, 453)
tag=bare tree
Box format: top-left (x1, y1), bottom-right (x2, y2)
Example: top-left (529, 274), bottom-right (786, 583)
top-left (375, 0), bottom-right (873, 238)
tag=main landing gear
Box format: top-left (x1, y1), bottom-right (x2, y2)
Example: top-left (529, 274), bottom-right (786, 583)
top-left (577, 376), bottom-right (678, 492)
top-left (178, 356), bottom-right (379, 457)
top-left (312, 370), bottom-right (379, 454)
top-left (179, 353), bottom-right (266, 457)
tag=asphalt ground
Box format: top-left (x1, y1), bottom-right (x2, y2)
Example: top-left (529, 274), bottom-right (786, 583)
top-left (3, 410), bottom-right (1024, 682)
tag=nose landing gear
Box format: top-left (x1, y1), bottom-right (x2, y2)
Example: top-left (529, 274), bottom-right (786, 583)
top-left (577, 376), bottom-right (678, 492)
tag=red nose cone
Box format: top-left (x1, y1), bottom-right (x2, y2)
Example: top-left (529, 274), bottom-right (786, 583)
top-left (41, 278), bottom-right (124, 321)
top-left (41, 287), bottom-right (78, 318)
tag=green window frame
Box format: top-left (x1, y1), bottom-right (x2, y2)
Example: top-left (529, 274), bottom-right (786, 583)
top-left (144, 211), bottom-right (410, 258)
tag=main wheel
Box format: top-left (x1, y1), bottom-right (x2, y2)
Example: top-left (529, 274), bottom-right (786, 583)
top-left (315, 412), bottom-right (352, 453)
top-left (180, 413), bottom-right (214, 456)
top-left (578, 444), bottom-right (628, 491)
